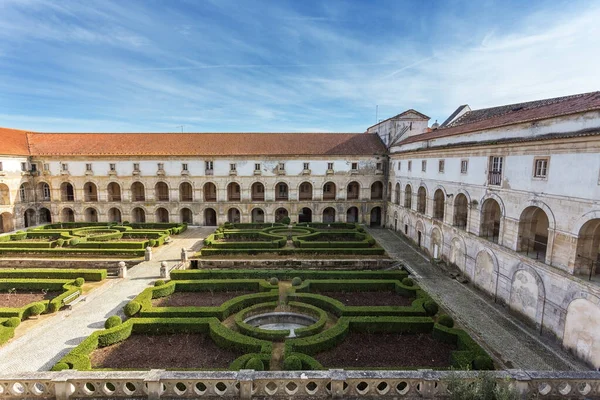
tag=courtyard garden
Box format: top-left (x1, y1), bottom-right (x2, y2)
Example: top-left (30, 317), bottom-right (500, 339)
top-left (52, 269), bottom-right (493, 372)
top-left (0, 222), bottom-right (187, 258)
top-left (199, 222), bottom-right (386, 257)
top-left (0, 268), bottom-right (107, 346)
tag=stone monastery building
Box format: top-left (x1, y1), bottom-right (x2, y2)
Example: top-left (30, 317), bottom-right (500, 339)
top-left (1, 91), bottom-right (600, 368)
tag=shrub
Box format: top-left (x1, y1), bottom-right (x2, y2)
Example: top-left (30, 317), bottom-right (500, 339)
top-left (104, 315), bottom-right (122, 329)
top-left (73, 277), bottom-right (85, 287)
top-left (124, 301), bottom-right (141, 317)
top-left (245, 357), bottom-right (265, 371)
top-left (472, 356), bottom-right (494, 371)
top-left (438, 314), bottom-right (454, 328)
top-left (69, 238), bottom-right (80, 246)
top-left (29, 303), bottom-right (46, 316)
top-left (269, 277), bottom-right (279, 286)
top-left (283, 355), bottom-right (302, 371)
top-left (52, 362), bottom-right (70, 371)
top-left (281, 216), bottom-right (291, 225)
top-left (4, 317), bottom-right (21, 328)
top-left (149, 239), bottom-right (157, 247)
top-left (154, 280), bottom-right (166, 287)
top-left (56, 238), bottom-right (65, 247)
top-left (122, 221), bottom-right (130, 225)
top-left (402, 277), bottom-right (414, 287)
top-left (291, 277), bottom-right (302, 287)
top-left (423, 300), bottom-right (439, 316)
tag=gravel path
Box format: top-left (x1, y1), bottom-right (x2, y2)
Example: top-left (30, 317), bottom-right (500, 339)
top-left (366, 227), bottom-right (589, 371)
top-left (0, 226), bottom-right (215, 373)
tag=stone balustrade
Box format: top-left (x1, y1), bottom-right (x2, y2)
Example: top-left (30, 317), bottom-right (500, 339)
top-left (1, 369), bottom-right (599, 399)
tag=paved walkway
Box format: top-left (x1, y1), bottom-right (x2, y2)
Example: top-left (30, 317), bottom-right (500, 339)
top-left (0, 226), bottom-right (214, 373)
top-left (366, 227), bottom-right (589, 371)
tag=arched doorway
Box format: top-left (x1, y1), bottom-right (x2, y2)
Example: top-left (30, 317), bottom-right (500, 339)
top-left (517, 206), bottom-right (550, 261)
top-left (0, 184), bottom-right (10, 205)
top-left (323, 182), bottom-right (336, 200)
top-left (227, 208), bottom-right (241, 223)
top-left (204, 183), bottom-right (217, 201)
top-left (251, 208), bottom-right (265, 223)
top-left (299, 182), bottom-right (313, 201)
top-left (24, 208), bottom-right (36, 227)
top-left (131, 207), bottom-right (146, 223)
top-left (453, 193), bottom-right (468, 230)
top-left (346, 207), bottom-right (359, 223)
top-left (204, 208), bottom-right (217, 226)
top-left (38, 207), bottom-right (52, 224)
top-left (323, 207), bottom-right (336, 223)
top-left (156, 207), bottom-right (169, 223)
top-left (480, 198), bottom-right (502, 243)
top-left (60, 182), bottom-right (75, 202)
top-left (84, 182), bottom-right (98, 202)
top-left (370, 182), bottom-right (383, 200)
top-left (370, 207), bottom-right (382, 227)
top-left (155, 182), bottom-right (169, 202)
top-left (107, 182), bottom-right (122, 201)
top-left (251, 183), bottom-right (265, 201)
top-left (108, 208), bottom-right (122, 223)
top-left (61, 208), bottom-right (75, 223)
top-left (275, 208), bottom-right (288, 223)
top-left (180, 208), bottom-right (193, 224)
top-left (347, 182), bottom-right (360, 200)
top-left (275, 183), bottom-right (288, 201)
top-left (299, 207), bottom-right (312, 223)
top-left (575, 219), bottom-right (600, 277)
top-left (227, 183), bottom-right (241, 201)
top-left (0, 212), bottom-right (14, 233)
top-left (131, 182), bottom-right (145, 202)
top-left (84, 207), bottom-right (98, 223)
top-left (179, 182), bottom-right (193, 202)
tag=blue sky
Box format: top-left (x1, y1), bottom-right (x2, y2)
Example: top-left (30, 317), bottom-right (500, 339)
top-left (0, 0), bottom-right (599, 133)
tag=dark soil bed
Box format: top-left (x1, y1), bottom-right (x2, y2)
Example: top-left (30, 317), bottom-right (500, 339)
top-left (0, 291), bottom-right (60, 308)
top-left (314, 333), bottom-right (456, 368)
top-left (152, 291), bottom-right (254, 307)
top-left (316, 291), bottom-right (414, 306)
top-left (90, 333), bottom-right (241, 369)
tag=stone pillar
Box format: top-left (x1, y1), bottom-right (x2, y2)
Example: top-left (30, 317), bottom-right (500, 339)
top-left (329, 369), bottom-right (346, 399)
top-left (145, 369), bottom-right (164, 400)
top-left (118, 261), bottom-right (127, 279)
top-left (53, 378), bottom-right (74, 400)
top-left (418, 369), bottom-right (436, 399)
top-left (145, 246), bottom-right (152, 261)
top-left (181, 248), bottom-right (188, 263)
top-left (237, 369), bottom-right (254, 400)
top-left (160, 261), bottom-right (169, 279)
top-left (508, 370), bottom-right (531, 400)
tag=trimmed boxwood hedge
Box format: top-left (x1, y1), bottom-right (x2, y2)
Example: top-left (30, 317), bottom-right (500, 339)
top-left (171, 269), bottom-right (408, 281)
top-left (200, 247), bottom-right (385, 256)
top-left (432, 323), bottom-right (494, 370)
top-left (0, 278), bottom-right (82, 318)
top-left (0, 268), bottom-right (107, 281)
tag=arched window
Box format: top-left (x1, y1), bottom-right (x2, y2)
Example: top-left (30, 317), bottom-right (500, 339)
top-left (323, 182), bottom-right (336, 200)
top-left (299, 182), bottom-right (313, 200)
top-left (480, 199), bottom-right (502, 243)
top-left (417, 187), bottom-right (427, 213)
top-left (433, 189), bottom-right (445, 220)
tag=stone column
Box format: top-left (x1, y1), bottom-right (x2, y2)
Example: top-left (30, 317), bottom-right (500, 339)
top-left (118, 261), bottom-right (127, 279)
top-left (160, 261), bottom-right (169, 279)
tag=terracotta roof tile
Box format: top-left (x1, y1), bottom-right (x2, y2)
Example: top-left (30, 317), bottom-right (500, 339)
top-left (0, 127), bottom-right (31, 156)
top-left (26, 132), bottom-right (386, 157)
top-left (400, 91), bottom-right (600, 145)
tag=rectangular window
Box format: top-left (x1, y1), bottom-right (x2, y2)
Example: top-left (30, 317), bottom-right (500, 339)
top-left (205, 161), bottom-right (213, 170)
top-left (133, 163), bottom-right (140, 171)
top-left (43, 163), bottom-right (49, 171)
top-left (461, 159), bottom-right (468, 174)
top-left (109, 163), bottom-right (116, 171)
top-left (351, 162), bottom-right (358, 170)
top-left (21, 162), bottom-right (27, 171)
top-left (376, 162), bottom-right (382, 171)
top-left (86, 163), bottom-right (92, 171)
top-left (327, 162), bottom-right (334, 170)
top-left (182, 163), bottom-right (188, 171)
top-left (488, 156), bottom-right (503, 185)
top-left (30, 163), bottom-right (37, 172)
top-left (230, 163), bottom-right (237, 171)
top-left (279, 162), bottom-right (285, 171)
top-left (421, 160), bottom-right (427, 172)
top-left (157, 163), bottom-right (164, 171)
top-left (303, 162), bottom-right (310, 170)
top-left (255, 163), bottom-right (261, 171)
top-left (438, 159), bottom-right (445, 173)
top-left (398, 161), bottom-right (401, 171)
top-left (534, 158), bottom-right (549, 178)
top-left (61, 163), bottom-right (68, 171)
top-left (408, 161), bottom-right (412, 171)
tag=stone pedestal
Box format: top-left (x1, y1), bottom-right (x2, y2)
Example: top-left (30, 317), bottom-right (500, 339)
top-left (160, 261), bottom-right (169, 279)
top-left (145, 246), bottom-right (152, 261)
top-left (118, 261), bottom-right (127, 279)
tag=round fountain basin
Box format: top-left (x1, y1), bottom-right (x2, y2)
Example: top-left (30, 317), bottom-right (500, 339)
top-left (243, 312), bottom-right (318, 338)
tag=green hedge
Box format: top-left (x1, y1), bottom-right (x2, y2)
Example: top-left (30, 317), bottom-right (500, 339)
top-left (0, 241), bottom-right (55, 249)
top-left (433, 323), bottom-right (494, 370)
top-left (0, 248), bottom-right (145, 257)
top-left (200, 247), bottom-right (385, 256)
top-left (234, 302), bottom-right (290, 340)
top-left (0, 269), bottom-right (107, 281)
top-left (73, 241), bottom-right (148, 250)
top-left (172, 269), bottom-right (408, 281)
top-left (0, 279), bottom-right (82, 318)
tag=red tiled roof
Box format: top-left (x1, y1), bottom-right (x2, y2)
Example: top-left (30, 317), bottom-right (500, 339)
top-left (26, 132), bottom-right (386, 156)
top-left (0, 127), bottom-right (31, 156)
top-left (400, 91), bottom-right (600, 145)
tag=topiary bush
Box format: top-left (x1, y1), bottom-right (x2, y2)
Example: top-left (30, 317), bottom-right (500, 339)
top-left (402, 277), bottom-right (414, 287)
top-left (69, 238), bottom-right (80, 246)
top-left (244, 357), bottom-right (265, 371)
top-left (423, 300), bottom-right (439, 316)
top-left (438, 314), bottom-right (454, 328)
top-left (269, 277), bottom-right (279, 286)
top-left (52, 362), bottom-right (70, 371)
top-left (154, 280), bottom-right (165, 287)
top-left (149, 239), bottom-right (157, 247)
top-left (281, 217), bottom-right (291, 225)
top-left (55, 238), bottom-right (65, 247)
top-left (291, 277), bottom-right (302, 287)
top-left (472, 355), bottom-right (494, 370)
top-left (104, 315), bottom-right (122, 329)
top-left (283, 355), bottom-right (302, 371)
top-left (29, 303), bottom-right (46, 317)
top-left (73, 277), bottom-right (85, 287)
top-left (3, 317), bottom-right (21, 328)
top-left (124, 301), bottom-right (141, 317)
